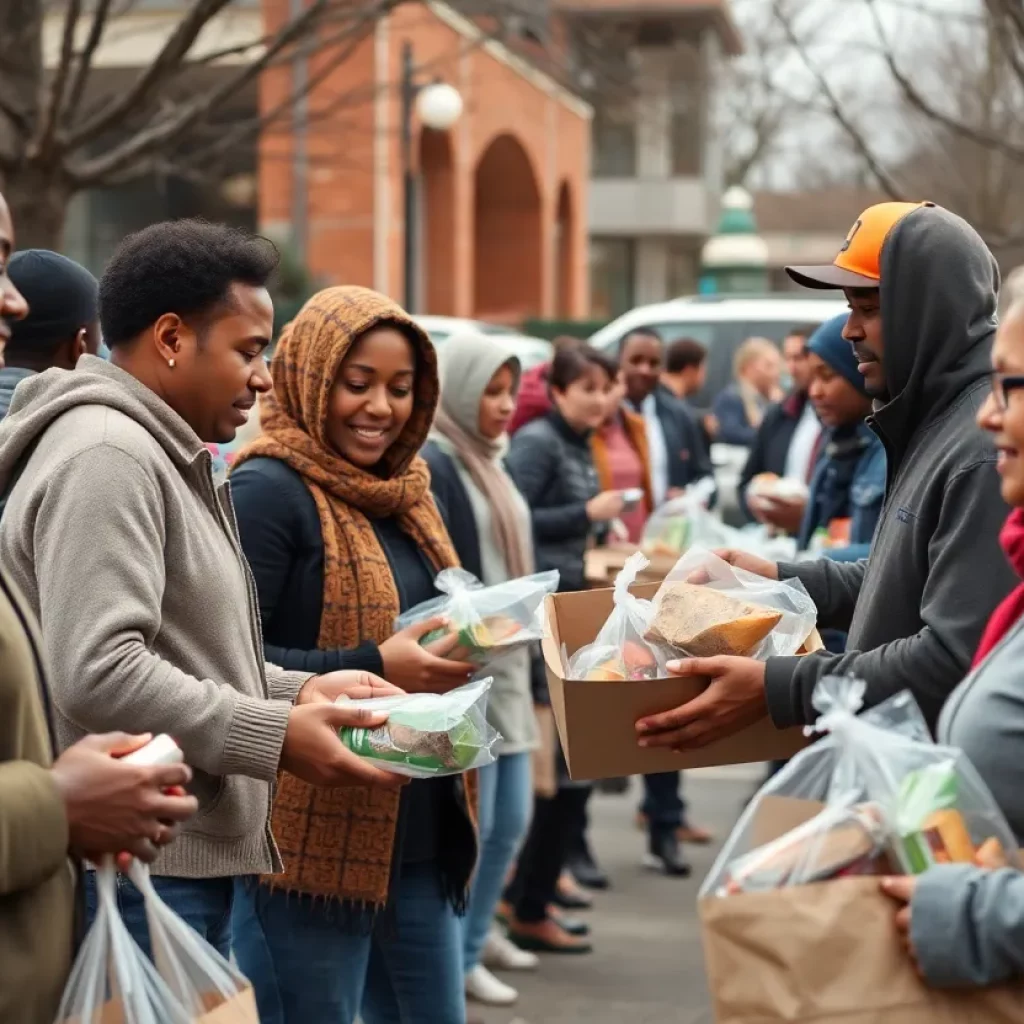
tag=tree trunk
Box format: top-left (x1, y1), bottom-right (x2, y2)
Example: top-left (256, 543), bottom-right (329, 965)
top-left (1, 167), bottom-right (72, 251)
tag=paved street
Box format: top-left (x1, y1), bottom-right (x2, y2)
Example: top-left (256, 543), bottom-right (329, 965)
top-left (476, 765), bottom-right (762, 1024)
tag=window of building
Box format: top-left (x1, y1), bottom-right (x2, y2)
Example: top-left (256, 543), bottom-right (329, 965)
top-left (666, 241), bottom-right (698, 298)
top-left (590, 238), bottom-right (635, 320)
top-left (592, 107), bottom-right (637, 178)
top-left (668, 44), bottom-right (703, 177)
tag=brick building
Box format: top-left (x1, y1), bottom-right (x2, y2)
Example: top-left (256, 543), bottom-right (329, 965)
top-left (260, 0), bottom-right (592, 322)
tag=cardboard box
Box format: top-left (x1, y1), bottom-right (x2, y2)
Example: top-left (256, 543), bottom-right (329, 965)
top-left (584, 544), bottom-right (678, 587)
top-left (541, 583), bottom-right (820, 781)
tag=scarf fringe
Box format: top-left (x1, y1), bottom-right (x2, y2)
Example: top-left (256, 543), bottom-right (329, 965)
top-left (257, 877), bottom-right (398, 938)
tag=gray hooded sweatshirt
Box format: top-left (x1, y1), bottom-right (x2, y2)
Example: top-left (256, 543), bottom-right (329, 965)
top-left (764, 204), bottom-right (1017, 731)
top-left (0, 356), bottom-right (312, 879)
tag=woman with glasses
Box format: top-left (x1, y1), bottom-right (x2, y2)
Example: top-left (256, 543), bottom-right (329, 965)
top-left (883, 299), bottom-right (1024, 987)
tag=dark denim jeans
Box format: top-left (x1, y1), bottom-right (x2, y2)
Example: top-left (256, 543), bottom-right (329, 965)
top-left (231, 860), bottom-right (465, 1024)
top-left (83, 870), bottom-right (235, 960)
top-left (642, 771), bottom-right (688, 833)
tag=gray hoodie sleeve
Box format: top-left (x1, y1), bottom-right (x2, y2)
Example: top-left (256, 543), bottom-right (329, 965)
top-left (912, 864), bottom-right (1024, 987)
top-left (765, 463), bottom-right (1008, 729)
top-left (777, 558), bottom-right (867, 631)
top-left (35, 445), bottom-right (292, 782)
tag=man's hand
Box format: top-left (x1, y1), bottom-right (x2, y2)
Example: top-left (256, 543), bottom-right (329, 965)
top-left (298, 670), bottom-right (405, 706)
top-left (881, 876), bottom-right (922, 974)
top-left (51, 733), bottom-right (198, 864)
top-left (379, 616), bottom-right (476, 694)
top-left (713, 549), bottom-right (780, 580)
top-left (756, 495), bottom-right (807, 536)
top-left (280, 703), bottom-right (408, 789)
top-left (635, 657), bottom-right (768, 749)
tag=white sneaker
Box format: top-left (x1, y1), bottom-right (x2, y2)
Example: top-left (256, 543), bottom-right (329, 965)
top-left (465, 964), bottom-right (519, 1006)
top-left (482, 928), bottom-right (540, 971)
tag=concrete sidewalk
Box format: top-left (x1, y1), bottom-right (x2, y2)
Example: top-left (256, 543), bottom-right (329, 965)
top-left (476, 766), bottom-right (761, 1024)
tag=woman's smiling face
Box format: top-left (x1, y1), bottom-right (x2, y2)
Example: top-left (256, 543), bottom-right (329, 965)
top-left (979, 303), bottom-right (1024, 507)
top-left (326, 325), bottom-right (416, 469)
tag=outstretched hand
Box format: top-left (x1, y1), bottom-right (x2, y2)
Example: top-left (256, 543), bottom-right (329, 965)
top-left (635, 656), bottom-right (768, 750)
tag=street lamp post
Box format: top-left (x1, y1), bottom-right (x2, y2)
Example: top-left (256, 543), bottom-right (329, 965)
top-left (399, 41), bottom-right (463, 313)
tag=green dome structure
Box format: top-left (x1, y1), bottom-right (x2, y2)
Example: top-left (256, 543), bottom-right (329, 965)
top-left (699, 186), bottom-right (769, 295)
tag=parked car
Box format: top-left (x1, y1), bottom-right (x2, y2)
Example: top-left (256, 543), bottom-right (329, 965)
top-left (588, 294), bottom-right (847, 407)
top-left (415, 315), bottom-right (552, 371)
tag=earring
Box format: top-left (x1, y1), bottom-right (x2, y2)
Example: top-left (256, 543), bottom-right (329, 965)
top-left (167, 358), bottom-right (176, 369)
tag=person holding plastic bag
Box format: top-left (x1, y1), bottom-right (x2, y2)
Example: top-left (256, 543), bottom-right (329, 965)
top-left (423, 332), bottom-right (547, 1005)
top-left (0, 222), bottom-right (402, 965)
top-left (0, 190), bottom-right (199, 1024)
top-left (505, 344), bottom-right (615, 945)
top-left (879, 297), bottom-right (1024, 988)
top-left (229, 286), bottom-right (478, 1024)
top-left (636, 202), bottom-right (1017, 753)
top-left (701, 675), bottom-right (1024, 1023)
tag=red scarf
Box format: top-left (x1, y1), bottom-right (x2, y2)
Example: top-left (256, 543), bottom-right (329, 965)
top-left (973, 508), bottom-right (1024, 666)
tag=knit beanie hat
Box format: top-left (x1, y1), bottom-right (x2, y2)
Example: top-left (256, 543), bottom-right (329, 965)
top-left (806, 313), bottom-right (867, 396)
top-left (8, 250), bottom-right (98, 349)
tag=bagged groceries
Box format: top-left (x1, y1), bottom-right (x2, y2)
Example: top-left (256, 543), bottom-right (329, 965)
top-left (641, 478), bottom-right (716, 557)
top-left (699, 675), bottom-right (1023, 1024)
top-left (567, 552), bottom-right (675, 681)
top-left (747, 472), bottom-right (810, 503)
top-left (646, 546), bottom-right (817, 659)
top-left (641, 478), bottom-right (798, 563)
top-left (396, 568), bottom-right (558, 667)
top-left (337, 677), bottom-right (499, 778)
top-left (55, 859), bottom-right (257, 1023)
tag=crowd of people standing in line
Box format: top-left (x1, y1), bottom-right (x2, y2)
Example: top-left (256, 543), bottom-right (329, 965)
top-left (8, 187), bottom-right (1024, 1024)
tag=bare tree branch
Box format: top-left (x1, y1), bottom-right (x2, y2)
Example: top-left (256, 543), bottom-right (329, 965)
top-left (36, 0), bottom-right (82, 159)
top-left (70, 0), bottom-right (391, 184)
top-left (772, 0), bottom-right (907, 199)
top-left (62, 0), bottom-right (118, 126)
top-left (67, 0), bottom-right (235, 148)
top-left (861, 0), bottom-right (1024, 163)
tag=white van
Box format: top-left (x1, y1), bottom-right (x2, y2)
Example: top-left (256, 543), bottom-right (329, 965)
top-left (589, 294), bottom-right (848, 405)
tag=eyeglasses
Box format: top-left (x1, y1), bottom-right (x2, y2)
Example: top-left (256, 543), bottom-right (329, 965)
top-left (990, 371), bottom-right (1024, 411)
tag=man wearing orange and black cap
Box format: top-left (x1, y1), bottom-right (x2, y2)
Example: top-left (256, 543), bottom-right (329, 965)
top-left (635, 201), bottom-right (1017, 749)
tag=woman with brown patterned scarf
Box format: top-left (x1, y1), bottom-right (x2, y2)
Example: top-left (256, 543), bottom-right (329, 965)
top-left (228, 285), bottom-right (478, 1024)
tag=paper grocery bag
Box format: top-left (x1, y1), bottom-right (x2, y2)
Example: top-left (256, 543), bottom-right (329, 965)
top-left (699, 877), bottom-right (1024, 1023)
top-left (197, 987), bottom-right (259, 1023)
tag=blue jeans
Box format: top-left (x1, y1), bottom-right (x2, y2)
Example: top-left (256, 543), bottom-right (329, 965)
top-left (642, 772), bottom-right (687, 833)
top-left (231, 860), bottom-right (465, 1024)
top-left (463, 752), bottom-right (532, 970)
top-left (83, 871), bottom-right (234, 960)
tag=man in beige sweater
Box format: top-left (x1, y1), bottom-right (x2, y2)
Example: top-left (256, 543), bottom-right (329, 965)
top-left (0, 219), bottom-right (405, 957)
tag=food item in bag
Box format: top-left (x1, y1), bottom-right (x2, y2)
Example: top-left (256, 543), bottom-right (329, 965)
top-left (399, 568), bottom-right (558, 667)
top-left (421, 613), bottom-right (525, 662)
top-left (718, 802), bottom-right (891, 895)
top-left (645, 581), bottom-right (782, 657)
top-left (337, 678), bottom-right (497, 777)
top-left (580, 640), bottom-right (660, 681)
top-left (975, 836), bottom-right (1009, 869)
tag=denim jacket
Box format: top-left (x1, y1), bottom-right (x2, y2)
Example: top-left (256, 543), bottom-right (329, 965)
top-left (798, 422), bottom-right (886, 558)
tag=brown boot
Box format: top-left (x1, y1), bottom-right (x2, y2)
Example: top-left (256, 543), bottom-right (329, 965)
top-left (507, 915), bottom-right (593, 954)
top-left (677, 823), bottom-right (714, 845)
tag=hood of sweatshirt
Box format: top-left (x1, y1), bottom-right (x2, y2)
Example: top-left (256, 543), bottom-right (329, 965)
top-left (871, 204), bottom-right (999, 465)
top-left (0, 367), bottom-right (36, 422)
top-left (0, 355), bottom-right (209, 492)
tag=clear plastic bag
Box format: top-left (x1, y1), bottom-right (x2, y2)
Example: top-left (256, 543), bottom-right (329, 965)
top-left (126, 861), bottom-right (254, 1018)
top-left (55, 859), bottom-right (192, 1024)
top-left (646, 545), bottom-right (817, 659)
top-left (336, 677), bottom-right (499, 778)
top-left (567, 552), bottom-right (676, 681)
top-left (396, 568), bottom-right (559, 667)
top-left (641, 477), bottom-right (716, 557)
top-left (702, 676), bottom-right (1020, 899)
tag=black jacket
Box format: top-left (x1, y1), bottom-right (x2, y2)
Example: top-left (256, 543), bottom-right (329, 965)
top-left (640, 386), bottom-right (716, 494)
top-left (766, 205), bottom-right (1017, 731)
top-left (737, 391), bottom-right (812, 521)
top-left (506, 411), bottom-right (598, 594)
top-left (422, 441), bottom-right (483, 579)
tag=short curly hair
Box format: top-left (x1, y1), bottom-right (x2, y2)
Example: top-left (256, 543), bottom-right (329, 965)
top-left (99, 219), bottom-right (279, 347)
